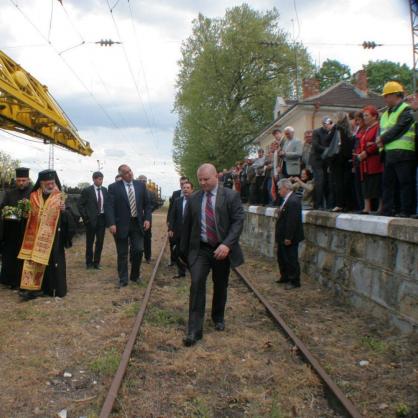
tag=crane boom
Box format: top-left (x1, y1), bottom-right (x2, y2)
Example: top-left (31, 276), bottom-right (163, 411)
top-left (0, 50), bottom-right (93, 156)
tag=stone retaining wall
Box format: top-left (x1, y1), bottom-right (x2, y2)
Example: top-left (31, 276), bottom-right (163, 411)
top-left (241, 206), bottom-right (418, 334)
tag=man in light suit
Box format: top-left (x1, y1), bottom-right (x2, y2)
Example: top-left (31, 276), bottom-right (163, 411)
top-left (106, 164), bottom-right (151, 287)
top-left (78, 171), bottom-right (108, 270)
top-left (180, 163), bottom-right (244, 346)
top-left (168, 181), bottom-right (194, 278)
top-left (275, 178), bottom-right (304, 289)
top-left (279, 126), bottom-right (303, 177)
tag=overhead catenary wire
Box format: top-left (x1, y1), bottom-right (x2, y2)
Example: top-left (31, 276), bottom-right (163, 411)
top-left (105, 0), bottom-right (160, 152)
top-left (55, 1), bottom-right (141, 154)
top-left (8, 0), bottom-right (124, 139)
top-left (127, 0), bottom-right (160, 149)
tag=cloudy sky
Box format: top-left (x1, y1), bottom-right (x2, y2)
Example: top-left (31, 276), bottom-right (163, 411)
top-left (0, 0), bottom-right (412, 195)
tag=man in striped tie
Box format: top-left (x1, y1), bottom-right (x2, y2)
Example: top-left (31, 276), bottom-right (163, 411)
top-left (106, 165), bottom-right (152, 288)
top-left (180, 163), bottom-right (244, 346)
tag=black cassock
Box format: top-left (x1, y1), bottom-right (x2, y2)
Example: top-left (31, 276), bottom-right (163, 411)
top-left (0, 186), bottom-right (32, 287)
top-left (41, 208), bottom-right (76, 298)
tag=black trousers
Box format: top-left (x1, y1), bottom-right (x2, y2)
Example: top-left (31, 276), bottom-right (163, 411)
top-left (169, 237), bottom-right (176, 263)
top-left (85, 214), bottom-right (106, 267)
top-left (188, 243), bottom-right (230, 334)
top-left (276, 242), bottom-right (300, 286)
top-left (173, 238), bottom-right (186, 276)
top-left (330, 159), bottom-right (353, 209)
top-left (144, 228), bottom-right (152, 261)
top-left (312, 163), bottom-right (330, 209)
top-left (382, 159), bottom-right (416, 216)
top-left (114, 218), bottom-right (144, 284)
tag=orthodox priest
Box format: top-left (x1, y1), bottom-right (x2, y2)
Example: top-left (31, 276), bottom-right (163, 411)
top-left (18, 169), bottom-right (76, 300)
top-left (0, 167), bottom-right (32, 289)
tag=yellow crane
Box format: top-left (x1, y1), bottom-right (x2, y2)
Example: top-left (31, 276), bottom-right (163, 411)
top-left (0, 50), bottom-right (92, 156)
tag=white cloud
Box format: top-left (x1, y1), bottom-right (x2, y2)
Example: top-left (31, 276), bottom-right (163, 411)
top-left (0, 0), bottom-right (414, 196)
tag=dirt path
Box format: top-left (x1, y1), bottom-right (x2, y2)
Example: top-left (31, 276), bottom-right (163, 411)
top-left (0, 209), bottom-right (416, 417)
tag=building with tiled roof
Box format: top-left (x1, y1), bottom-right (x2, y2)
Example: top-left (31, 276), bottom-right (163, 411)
top-left (254, 70), bottom-right (386, 149)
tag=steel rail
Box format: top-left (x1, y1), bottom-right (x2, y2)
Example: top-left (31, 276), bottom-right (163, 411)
top-left (99, 236), bottom-right (168, 418)
top-left (233, 266), bottom-right (363, 418)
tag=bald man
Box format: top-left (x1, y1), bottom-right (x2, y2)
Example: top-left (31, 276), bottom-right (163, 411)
top-left (180, 163), bottom-right (244, 346)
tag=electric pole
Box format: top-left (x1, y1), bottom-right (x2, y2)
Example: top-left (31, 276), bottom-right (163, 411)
top-left (410, 0), bottom-right (418, 92)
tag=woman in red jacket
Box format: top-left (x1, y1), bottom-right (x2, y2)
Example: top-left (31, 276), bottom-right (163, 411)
top-left (354, 105), bottom-right (383, 213)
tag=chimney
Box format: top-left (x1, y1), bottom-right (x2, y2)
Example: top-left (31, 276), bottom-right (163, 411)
top-left (354, 69), bottom-right (368, 95)
top-left (302, 78), bottom-right (320, 99)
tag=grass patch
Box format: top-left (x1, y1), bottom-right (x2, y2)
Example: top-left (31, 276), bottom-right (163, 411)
top-left (122, 302), bottom-right (140, 318)
top-left (146, 306), bottom-right (186, 327)
top-left (360, 336), bottom-right (387, 353)
top-left (270, 395), bottom-right (286, 418)
top-left (188, 397), bottom-right (212, 418)
top-left (90, 348), bottom-right (120, 376)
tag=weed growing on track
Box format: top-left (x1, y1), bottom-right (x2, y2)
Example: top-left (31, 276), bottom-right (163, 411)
top-left (122, 301), bottom-right (141, 317)
top-left (360, 336), bottom-right (387, 353)
top-left (90, 348), bottom-right (120, 376)
top-left (146, 306), bottom-right (186, 327)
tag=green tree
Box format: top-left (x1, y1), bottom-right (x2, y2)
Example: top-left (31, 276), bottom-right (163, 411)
top-left (316, 59), bottom-right (351, 90)
top-left (0, 151), bottom-right (20, 189)
top-left (173, 5), bottom-right (314, 180)
top-left (363, 60), bottom-right (413, 93)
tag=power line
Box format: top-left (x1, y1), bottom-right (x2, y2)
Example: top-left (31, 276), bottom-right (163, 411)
top-left (9, 0), bottom-right (123, 135)
top-left (127, 0), bottom-right (160, 148)
top-left (105, 0), bottom-right (160, 151)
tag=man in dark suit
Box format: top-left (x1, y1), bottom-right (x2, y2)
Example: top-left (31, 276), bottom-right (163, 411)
top-left (180, 163), bottom-right (244, 346)
top-left (311, 117), bottom-right (333, 209)
top-left (106, 164), bottom-right (151, 287)
top-left (168, 181), bottom-right (194, 278)
top-left (78, 171), bottom-right (108, 270)
top-left (167, 176), bottom-right (189, 266)
top-left (275, 178), bottom-right (304, 290)
top-left (138, 175), bottom-right (159, 263)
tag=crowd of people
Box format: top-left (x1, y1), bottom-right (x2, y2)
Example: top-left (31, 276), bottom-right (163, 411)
top-left (218, 81), bottom-right (418, 219)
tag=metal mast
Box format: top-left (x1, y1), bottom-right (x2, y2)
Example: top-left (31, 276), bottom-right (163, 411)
top-left (410, 0), bottom-right (418, 92)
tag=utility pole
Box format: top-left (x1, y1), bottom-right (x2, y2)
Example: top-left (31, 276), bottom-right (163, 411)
top-left (48, 143), bottom-right (55, 169)
top-left (410, 0), bottom-right (418, 92)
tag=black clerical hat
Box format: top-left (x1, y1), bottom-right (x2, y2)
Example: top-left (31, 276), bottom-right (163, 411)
top-left (15, 167), bottom-right (29, 178)
top-left (92, 171), bottom-right (104, 179)
top-left (38, 169), bottom-right (57, 181)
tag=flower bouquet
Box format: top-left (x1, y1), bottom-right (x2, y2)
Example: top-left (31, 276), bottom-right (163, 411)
top-left (2, 205), bottom-right (20, 220)
top-left (17, 198), bottom-right (31, 218)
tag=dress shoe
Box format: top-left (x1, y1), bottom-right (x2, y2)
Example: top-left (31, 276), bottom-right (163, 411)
top-left (167, 262), bottom-right (175, 267)
top-left (284, 283), bottom-right (300, 290)
top-left (275, 278), bottom-right (289, 284)
top-left (172, 274), bottom-right (186, 279)
top-left (19, 290), bottom-right (44, 300)
top-left (145, 258), bottom-right (151, 264)
top-left (183, 331), bottom-right (202, 347)
top-left (118, 281), bottom-right (128, 288)
top-left (86, 264), bottom-right (94, 270)
top-left (214, 321), bottom-right (225, 331)
top-left (93, 264), bottom-right (102, 270)
top-left (130, 276), bottom-right (142, 283)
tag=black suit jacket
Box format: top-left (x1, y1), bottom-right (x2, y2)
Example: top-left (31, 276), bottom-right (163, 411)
top-left (180, 186), bottom-right (244, 268)
top-left (168, 196), bottom-right (186, 240)
top-left (77, 185), bottom-right (109, 229)
top-left (106, 180), bottom-right (151, 239)
top-left (311, 127), bottom-right (331, 168)
top-left (167, 189), bottom-right (181, 226)
top-left (275, 193), bottom-right (304, 244)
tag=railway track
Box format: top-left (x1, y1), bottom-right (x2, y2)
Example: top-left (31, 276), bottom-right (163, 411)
top-left (99, 237), bottom-right (363, 418)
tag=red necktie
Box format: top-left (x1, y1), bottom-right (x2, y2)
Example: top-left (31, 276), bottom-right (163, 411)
top-left (205, 192), bottom-right (217, 246)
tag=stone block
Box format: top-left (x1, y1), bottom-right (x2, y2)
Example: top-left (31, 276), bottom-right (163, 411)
top-left (370, 271), bottom-right (399, 310)
top-left (349, 238), bottom-right (366, 259)
top-left (314, 228), bottom-right (331, 248)
top-left (304, 210), bottom-right (338, 228)
top-left (333, 256), bottom-right (351, 286)
top-left (351, 261), bottom-right (376, 297)
top-left (363, 236), bottom-right (394, 269)
top-left (394, 242), bottom-right (418, 278)
top-left (336, 213), bottom-right (391, 237)
top-left (388, 218), bottom-right (418, 244)
top-left (330, 231), bottom-right (350, 254)
top-left (398, 281), bottom-right (418, 322)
